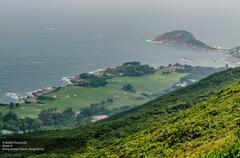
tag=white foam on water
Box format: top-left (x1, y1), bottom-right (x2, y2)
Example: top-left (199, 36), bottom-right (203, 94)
top-left (6, 92), bottom-right (21, 100)
top-left (62, 76), bottom-right (74, 84)
top-left (46, 87), bottom-right (54, 90)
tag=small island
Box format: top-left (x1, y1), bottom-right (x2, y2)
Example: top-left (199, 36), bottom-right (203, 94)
top-left (150, 30), bottom-right (221, 51)
top-left (148, 30), bottom-right (240, 64)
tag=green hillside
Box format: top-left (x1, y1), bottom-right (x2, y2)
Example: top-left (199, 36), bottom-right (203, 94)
top-left (2, 67), bottom-right (240, 158)
top-left (77, 83), bottom-right (240, 157)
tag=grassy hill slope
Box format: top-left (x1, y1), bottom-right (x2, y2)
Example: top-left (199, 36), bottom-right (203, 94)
top-left (75, 83), bottom-right (240, 157)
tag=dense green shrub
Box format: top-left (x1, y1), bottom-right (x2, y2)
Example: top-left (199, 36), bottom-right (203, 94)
top-left (122, 83), bottom-right (136, 93)
top-left (78, 73), bottom-right (108, 87)
top-left (105, 61), bottom-right (155, 77)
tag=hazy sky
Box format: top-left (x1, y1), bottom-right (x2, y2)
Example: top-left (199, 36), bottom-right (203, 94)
top-left (0, 0), bottom-right (240, 46)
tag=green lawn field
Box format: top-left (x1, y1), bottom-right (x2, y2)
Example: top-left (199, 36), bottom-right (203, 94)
top-left (0, 71), bottom-right (187, 118)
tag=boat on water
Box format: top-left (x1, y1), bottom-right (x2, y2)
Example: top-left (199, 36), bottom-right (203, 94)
top-left (180, 57), bottom-right (196, 62)
top-left (44, 27), bottom-right (56, 31)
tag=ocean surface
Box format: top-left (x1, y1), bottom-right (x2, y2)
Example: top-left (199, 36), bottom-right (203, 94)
top-left (0, 0), bottom-right (240, 103)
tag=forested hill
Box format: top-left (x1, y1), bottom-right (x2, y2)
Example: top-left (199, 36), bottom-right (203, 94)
top-left (2, 67), bottom-right (240, 158)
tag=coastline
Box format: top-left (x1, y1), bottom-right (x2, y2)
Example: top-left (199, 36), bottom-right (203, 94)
top-left (5, 87), bottom-right (59, 104)
top-left (4, 69), bottom-right (107, 104)
top-left (2, 56), bottom-right (238, 105)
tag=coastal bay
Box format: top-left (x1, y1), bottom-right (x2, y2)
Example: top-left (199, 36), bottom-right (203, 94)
top-left (1, 0), bottom-right (240, 103)
top-left (0, 41), bottom-right (233, 104)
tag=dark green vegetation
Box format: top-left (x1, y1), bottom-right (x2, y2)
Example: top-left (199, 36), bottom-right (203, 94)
top-left (104, 61), bottom-right (155, 77)
top-left (2, 67), bottom-right (240, 157)
top-left (0, 108), bottom-right (79, 133)
top-left (154, 30), bottom-right (217, 51)
top-left (70, 61), bottom-right (155, 87)
top-left (0, 112), bottom-right (41, 135)
top-left (72, 73), bottom-right (109, 88)
top-left (122, 83), bottom-right (136, 93)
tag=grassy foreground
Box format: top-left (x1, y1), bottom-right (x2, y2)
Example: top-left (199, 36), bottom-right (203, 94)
top-left (71, 83), bottom-right (240, 157)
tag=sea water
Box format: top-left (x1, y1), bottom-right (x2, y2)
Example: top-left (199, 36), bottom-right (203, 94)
top-left (0, 0), bottom-right (240, 103)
